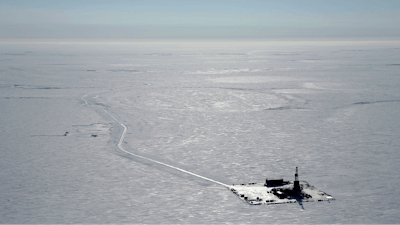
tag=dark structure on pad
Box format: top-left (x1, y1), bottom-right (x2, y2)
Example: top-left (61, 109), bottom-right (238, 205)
top-left (294, 166), bottom-right (301, 191)
top-left (229, 167), bottom-right (335, 205)
top-left (264, 167), bottom-right (300, 188)
top-left (265, 178), bottom-right (289, 187)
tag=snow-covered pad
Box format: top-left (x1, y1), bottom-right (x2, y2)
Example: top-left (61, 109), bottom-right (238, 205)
top-left (229, 181), bottom-right (335, 205)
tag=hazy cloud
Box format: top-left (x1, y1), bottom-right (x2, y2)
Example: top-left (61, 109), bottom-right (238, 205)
top-left (1, 1), bottom-right (400, 39)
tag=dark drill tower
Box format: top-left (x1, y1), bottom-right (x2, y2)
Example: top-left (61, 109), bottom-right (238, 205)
top-left (294, 167), bottom-right (300, 191)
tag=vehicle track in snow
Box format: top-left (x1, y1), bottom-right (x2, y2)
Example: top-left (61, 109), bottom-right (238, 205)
top-left (102, 109), bottom-right (229, 188)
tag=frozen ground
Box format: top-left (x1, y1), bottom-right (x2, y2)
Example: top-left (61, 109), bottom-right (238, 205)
top-left (0, 41), bottom-right (400, 223)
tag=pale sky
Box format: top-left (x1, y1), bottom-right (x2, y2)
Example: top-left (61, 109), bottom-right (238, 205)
top-left (1, 0), bottom-right (400, 39)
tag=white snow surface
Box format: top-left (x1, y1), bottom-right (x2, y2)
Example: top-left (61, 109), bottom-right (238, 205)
top-left (1, 41), bottom-right (400, 223)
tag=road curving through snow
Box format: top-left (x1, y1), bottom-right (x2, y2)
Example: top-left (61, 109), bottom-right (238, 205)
top-left (103, 109), bottom-right (229, 188)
